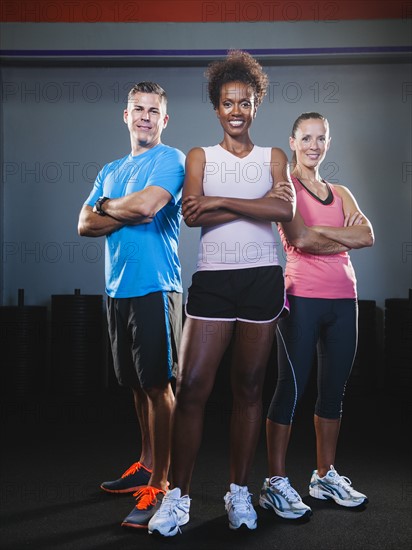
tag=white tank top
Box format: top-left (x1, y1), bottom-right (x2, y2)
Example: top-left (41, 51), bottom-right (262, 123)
top-left (197, 144), bottom-right (280, 271)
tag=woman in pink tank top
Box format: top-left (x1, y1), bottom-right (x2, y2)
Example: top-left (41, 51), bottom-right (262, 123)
top-left (263, 113), bottom-right (375, 518)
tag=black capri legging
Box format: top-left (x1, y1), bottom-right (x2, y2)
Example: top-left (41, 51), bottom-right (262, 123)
top-left (267, 295), bottom-right (358, 424)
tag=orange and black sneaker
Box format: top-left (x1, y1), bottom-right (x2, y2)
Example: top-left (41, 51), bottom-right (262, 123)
top-left (100, 462), bottom-right (151, 493)
top-left (121, 486), bottom-right (166, 529)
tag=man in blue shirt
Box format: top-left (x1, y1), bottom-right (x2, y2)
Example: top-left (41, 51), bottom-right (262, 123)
top-left (78, 82), bottom-right (185, 529)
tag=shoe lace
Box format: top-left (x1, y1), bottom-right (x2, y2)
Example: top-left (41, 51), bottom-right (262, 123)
top-left (270, 476), bottom-right (300, 502)
top-left (333, 473), bottom-right (353, 490)
top-left (133, 486), bottom-right (164, 510)
top-left (121, 461), bottom-right (144, 478)
top-left (156, 493), bottom-right (188, 534)
top-left (227, 489), bottom-right (253, 512)
top-left (158, 494), bottom-right (180, 516)
top-left (157, 493), bottom-right (190, 521)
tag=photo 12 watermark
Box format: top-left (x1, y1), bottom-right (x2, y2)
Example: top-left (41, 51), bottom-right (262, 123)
top-left (1, 81), bottom-right (138, 105)
top-left (201, 1), bottom-right (341, 23)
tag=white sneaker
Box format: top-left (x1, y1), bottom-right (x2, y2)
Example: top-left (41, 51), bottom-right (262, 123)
top-left (224, 483), bottom-right (257, 530)
top-left (309, 465), bottom-right (368, 507)
top-left (148, 487), bottom-right (190, 536)
top-left (259, 476), bottom-right (312, 519)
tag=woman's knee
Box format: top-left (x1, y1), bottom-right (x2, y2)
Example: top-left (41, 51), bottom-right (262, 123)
top-left (267, 398), bottom-right (296, 424)
top-left (175, 373), bottom-right (210, 412)
top-left (232, 370), bottom-right (264, 402)
top-left (315, 396), bottom-right (344, 419)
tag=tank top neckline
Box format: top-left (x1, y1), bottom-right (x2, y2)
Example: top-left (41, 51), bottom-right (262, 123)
top-left (217, 143), bottom-right (256, 160)
top-left (295, 176), bottom-right (334, 206)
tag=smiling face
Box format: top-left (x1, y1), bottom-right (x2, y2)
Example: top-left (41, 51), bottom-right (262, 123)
top-left (215, 81), bottom-right (257, 137)
top-left (123, 92), bottom-right (169, 154)
top-left (290, 118), bottom-right (331, 169)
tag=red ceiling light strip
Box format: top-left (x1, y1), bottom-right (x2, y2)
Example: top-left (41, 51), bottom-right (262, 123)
top-left (0, 0), bottom-right (410, 23)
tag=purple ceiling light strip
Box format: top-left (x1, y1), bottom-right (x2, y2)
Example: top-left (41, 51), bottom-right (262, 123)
top-left (1, 46), bottom-right (411, 57)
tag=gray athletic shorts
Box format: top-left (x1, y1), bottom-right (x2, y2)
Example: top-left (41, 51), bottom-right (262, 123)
top-left (107, 291), bottom-right (182, 389)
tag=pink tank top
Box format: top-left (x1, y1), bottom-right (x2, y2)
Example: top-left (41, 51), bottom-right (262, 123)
top-left (279, 176), bottom-right (357, 299)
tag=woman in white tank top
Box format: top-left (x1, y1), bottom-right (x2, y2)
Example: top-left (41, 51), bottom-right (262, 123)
top-left (148, 51), bottom-right (295, 537)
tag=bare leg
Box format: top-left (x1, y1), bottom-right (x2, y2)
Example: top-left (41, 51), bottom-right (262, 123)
top-left (145, 382), bottom-right (175, 490)
top-left (314, 414), bottom-right (341, 477)
top-left (229, 321), bottom-right (276, 485)
top-left (171, 318), bottom-right (234, 494)
top-left (132, 385), bottom-right (153, 470)
top-left (266, 419), bottom-right (292, 478)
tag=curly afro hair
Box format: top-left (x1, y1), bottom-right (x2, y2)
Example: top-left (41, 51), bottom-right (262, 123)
top-left (205, 50), bottom-right (269, 110)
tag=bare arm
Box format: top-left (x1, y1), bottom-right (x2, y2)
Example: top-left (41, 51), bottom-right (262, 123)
top-left (183, 147), bottom-right (295, 227)
top-left (280, 209), bottom-right (351, 255)
top-left (182, 148), bottom-right (238, 227)
top-left (100, 185), bottom-right (173, 223)
top-left (311, 185), bottom-right (375, 249)
top-left (78, 204), bottom-right (124, 237)
top-left (78, 185), bottom-right (173, 237)
top-left (279, 184), bottom-right (374, 255)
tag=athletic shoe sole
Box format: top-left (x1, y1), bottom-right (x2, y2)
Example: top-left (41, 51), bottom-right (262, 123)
top-left (101, 483), bottom-right (148, 494)
top-left (228, 518), bottom-right (257, 530)
top-left (259, 496), bottom-right (312, 519)
top-left (148, 513), bottom-right (190, 537)
top-left (309, 486), bottom-right (368, 507)
top-left (121, 520), bottom-right (149, 529)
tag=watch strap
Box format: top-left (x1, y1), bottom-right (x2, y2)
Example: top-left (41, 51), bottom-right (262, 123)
top-left (95, 196), bottom-right (109, 216)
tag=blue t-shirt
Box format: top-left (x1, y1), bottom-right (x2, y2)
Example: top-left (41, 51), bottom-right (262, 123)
top-left (85, 143), bottom-right (185, 298)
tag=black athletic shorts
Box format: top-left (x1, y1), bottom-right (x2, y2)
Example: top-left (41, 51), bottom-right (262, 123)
top-left (185, 266), bottom-right (287, 323)
top-left (107, 291), bottom-right (182, 389)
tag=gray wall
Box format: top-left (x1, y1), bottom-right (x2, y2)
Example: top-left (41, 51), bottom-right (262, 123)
top-left (1, 20), bottom-right (411, 309)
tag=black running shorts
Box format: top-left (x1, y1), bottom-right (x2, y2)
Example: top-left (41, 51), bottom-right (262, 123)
top-left (185, 266), bottom-right (286, 322)
top-left (107, 291), bottom-right (182, 389)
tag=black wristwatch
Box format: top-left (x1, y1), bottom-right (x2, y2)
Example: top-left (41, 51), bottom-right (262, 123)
top-left (95, 196), bottom-right (110, 216)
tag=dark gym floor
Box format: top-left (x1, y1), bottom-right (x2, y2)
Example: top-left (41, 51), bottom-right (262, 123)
top-left (1, 362), bottom-right (411, 550)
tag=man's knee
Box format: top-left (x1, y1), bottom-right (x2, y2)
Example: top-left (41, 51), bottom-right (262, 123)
top-left (144, 381), bottom-right (172, 401)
